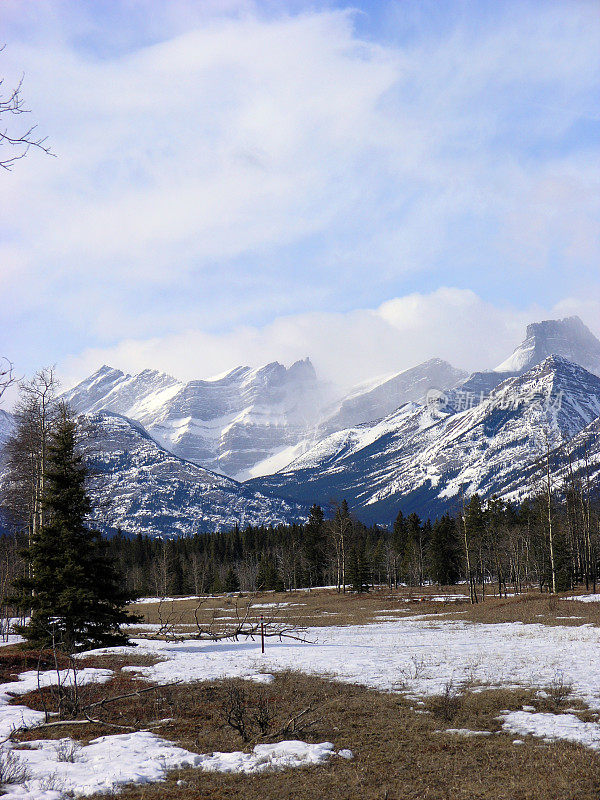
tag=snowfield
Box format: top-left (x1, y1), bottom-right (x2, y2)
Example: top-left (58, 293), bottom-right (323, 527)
top-left (84, 617), bottom-right (600, 711)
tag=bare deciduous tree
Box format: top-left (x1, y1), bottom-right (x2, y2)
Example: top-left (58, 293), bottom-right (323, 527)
top-left (191, 598), bottom-right (311, 645)
top-left (2, 369), bottom-right (59, 553)
top-left (0, 358), bottom-right (15, 401)
top-left (1, 46), bottom-right (54, 171)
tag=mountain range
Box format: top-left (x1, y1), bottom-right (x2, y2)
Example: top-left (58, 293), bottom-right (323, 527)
top-left (251, 355), bottom-right (600, 522)
top-left (3, 314), bottom-right (600, 536)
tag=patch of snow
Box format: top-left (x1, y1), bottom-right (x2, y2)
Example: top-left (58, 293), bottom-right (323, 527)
top-left (1, 735), bottom-right (348, 799)
top-left (198, 739), bottom-right (345, 774)
top-left (562, 594), bottom-right (600, 603)
top-left (1, 732), bottom-right (199, 799)
top-left (243, 673), bottom-right (275, 685)
top-left (0, 668), bottom-right (112, 741)
top-left (407, 595), bottom-right (469, 602)
top-left (500, 710), bottom-right (600, 749)
top-left (130, 595), bottom-right (202, 604)
top-left (0, 636), bottom-right (24, 649)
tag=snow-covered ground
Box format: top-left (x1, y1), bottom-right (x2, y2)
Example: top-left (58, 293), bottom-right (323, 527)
top-left (500, 710), bottom-right (600, 749)
top-left (563, 594), bottom-right (600, 603)
top-left (130, 595), bottom-right (202, 604)
top-left (0, 635), bottom-right (25, 649)
top-left (82, 617), bottom-right (600, 712)
top-left (0, 667), bottom-right (113, 740)
top-left (1, 734), bottom-right (349, 799)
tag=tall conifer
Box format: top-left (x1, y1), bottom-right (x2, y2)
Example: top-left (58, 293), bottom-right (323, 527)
top-left (15, 408), bottom-right (138, 651)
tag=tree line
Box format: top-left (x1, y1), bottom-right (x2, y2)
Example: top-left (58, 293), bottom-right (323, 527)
top-left (100, 483), bottom-right (599, 600)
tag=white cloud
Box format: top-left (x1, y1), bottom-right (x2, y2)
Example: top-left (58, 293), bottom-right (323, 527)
top-left (59, 288), bottom-right (600, 392)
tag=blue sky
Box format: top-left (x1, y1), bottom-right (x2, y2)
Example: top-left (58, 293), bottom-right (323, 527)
top-left (1, 0), bottom-right (599, 393)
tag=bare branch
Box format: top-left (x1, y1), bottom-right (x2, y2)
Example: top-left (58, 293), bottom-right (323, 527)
top-left (1, 49), bottom-right (55, 170)
top-left (190, 598), bottom-right (313, 644)
top-left (0, 358), bottom-right (15, 401)
top-left (275, 704), bottom-right (322, 739)
top-left (81, 680), bottom-right (183, 713)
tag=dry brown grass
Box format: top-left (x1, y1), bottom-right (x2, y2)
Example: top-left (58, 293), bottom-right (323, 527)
top-left (128, 586), bottom-right (600, 635)
top-left (0, 645), bottom-right (71, 682)
top-left (71, 671), bottom-right (600, 800)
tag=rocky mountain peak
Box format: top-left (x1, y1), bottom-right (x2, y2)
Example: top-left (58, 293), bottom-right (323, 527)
top-left (495, 316), bottom-right (600, 376)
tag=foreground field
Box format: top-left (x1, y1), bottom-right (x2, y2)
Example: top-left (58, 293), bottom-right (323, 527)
top-left (2, 587), bottom-right (600, 799)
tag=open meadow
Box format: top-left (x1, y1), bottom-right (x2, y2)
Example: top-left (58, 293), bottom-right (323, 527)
top-left (2, 586), bottom-right (600, 799)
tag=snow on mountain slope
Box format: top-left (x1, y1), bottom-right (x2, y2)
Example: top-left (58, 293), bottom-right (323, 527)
top-left (82, 412), bottom-right (307, 537)
top-left (240, 358), bottom-right (467, 478)
top-left (64, 359), bottom-right (326, 478)
top-left (542, 414), bottom-right (600, 502)
top-left (64, 365), bottom-right (183, 420)
top-left (250, 356), bottom-right (600, 523)
top-left (319, 359), bottom-right (466, 434)
top-left (496, 316), bottom-right (600, 376)
top-left (0, 411), bottom-right (14, 450)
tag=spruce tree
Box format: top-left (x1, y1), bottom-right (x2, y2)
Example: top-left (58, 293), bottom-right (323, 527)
top-left (256, 555), bottom-right (283, 591)
top-left (14, 408), bottom-right (138, 651)
top-left (224, 566), bottom-right (240, 593)
top-left (429, 514), bottom-right (461, 586)
top-left (303, 504), bottom-right (326, 588)
top-left (347, 542), bottom-right (370, 593)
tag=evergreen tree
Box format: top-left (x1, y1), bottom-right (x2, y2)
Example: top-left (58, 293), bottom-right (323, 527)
top-left (14, 409), bottom-right (138, 651)
top-left (224, 565), bottom-right (240, 593)
top-left (255, 555), bottom-right (284, 591)
top-left (347, 541), bottom-right (370, 593)
top-left (303, 504), bottom-right (326, 588)
top-left (210, 571), bottom-right (224, 594)
top-left (429, 514), bottom-right (461, 585)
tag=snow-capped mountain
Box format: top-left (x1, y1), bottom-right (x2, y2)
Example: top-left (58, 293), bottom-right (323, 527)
top-left (249, 356), bottom-right (600, 523)
top-left (318, 359), bottom-right (467, 435)
top-left (7, 314), bottom-right (600, 532)
top-left (64, 359), bottom-right (326, 479)
top-left (81, 411), bottom-right (307, 537)
top-left (440, 315), bottom-right (600, 413)
top-left (64, 356), bottom-right (467, 480)
top-left (496, 316), bottom-right (600, 376)
top-left (0, 407), bottom-right (307, 537)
